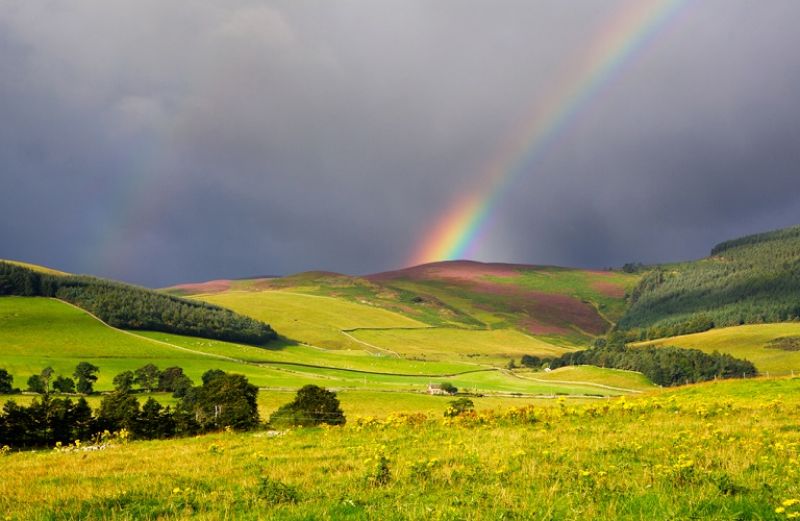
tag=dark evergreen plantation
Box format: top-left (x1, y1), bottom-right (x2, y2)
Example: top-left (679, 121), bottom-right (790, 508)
top-left (535, 344), bottom-right (758, 387)
top-left (0, 262), bottom-right (276, 345)
top-left (618, 225), bottom-right (800, 340)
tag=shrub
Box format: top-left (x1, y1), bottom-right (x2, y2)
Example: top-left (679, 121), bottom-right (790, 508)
top-left (439, 382), bottom-right (458, 395)
top-left (269, 385), bottom-right (345, 428)
top-left (444, 398), bottom-right (475, 418)
top-left (258, 477), bottom-right (300, 505)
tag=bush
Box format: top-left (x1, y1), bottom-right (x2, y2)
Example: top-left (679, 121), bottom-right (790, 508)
top-left (258, 478), bottom-right (300, 505)
top-left (439, 382), bottom-right (458, 395)
top-left (444, 398), bottom-right (475, 418)
top-left (269, 385), bottom-right (345, 428)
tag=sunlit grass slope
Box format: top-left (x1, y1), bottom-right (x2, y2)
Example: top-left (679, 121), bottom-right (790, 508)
top-left (522, 365), bottom-right (655, 392)
top-left (348, 327), bottom-right (572, 364)
top-left (197, 291), bottom-right (426, 351)
top-left (1, 259), bottom-right (68, 276)
top-left (638, 323), bottom-right (800, 375)
top-left (2, 377), bottom-right (798, 520)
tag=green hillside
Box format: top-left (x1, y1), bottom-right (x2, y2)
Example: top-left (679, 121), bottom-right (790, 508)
top-left (196, 290), bottom-right (426, 351)
top-left (0, 261), bottom-right (276, 345)
top-left (0, 296), bottom-right (644, 397)
top-left (618, 225), bottom-right (800, 339)
top-left (171, 261), bottom-right (639, 350)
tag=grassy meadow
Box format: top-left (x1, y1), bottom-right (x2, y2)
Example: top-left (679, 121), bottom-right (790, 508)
top-left (1, 377), bottom-right (799, 520)
top-left (346, 326), bottom-right (572, 364)
top-left (197, 290), bottom-right (426, 351)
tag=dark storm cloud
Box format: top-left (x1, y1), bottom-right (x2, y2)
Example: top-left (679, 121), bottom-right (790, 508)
top-left (1, 1), bottom-right (799, 286)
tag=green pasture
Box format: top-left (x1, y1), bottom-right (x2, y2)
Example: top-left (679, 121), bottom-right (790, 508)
top-left (196, 290), bottom-right (426, 350)
top-left (520, 365), bottom-right (655, 392)
top-left (348, 326), bottom-right (573, 364)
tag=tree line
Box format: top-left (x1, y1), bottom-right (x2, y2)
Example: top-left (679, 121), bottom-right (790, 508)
top-left (0, 364), bottom-right (346, 449)
top-left (0, 262), bottom-right (276, 345)
top-left (521, 344), bottom-right (757, 387)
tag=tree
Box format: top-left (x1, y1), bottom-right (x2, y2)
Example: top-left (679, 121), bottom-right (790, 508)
top-left (134, 364), bottom-right (161, 393)
top-left (52, 376), bottom-right (76, 394)
top-left (73, 362), bottom-right (100, 394)
top-left (37, 367), bottom-right (55, 393)
top-left (0, 369), bottom-right (16, 393)
top-left (201, 369), bottom-right (226, 386)
top-left (439, 382), bottom-right (458, 395)
top-left (269, 385), bottom-right (345, 428)
top-left (113, 371), bottom-right (135, 393)
top-left (27, 374), bottom-right (46, 394)
top-left (97, 390), bottom-right (140, 432)
top-left (137, 398), bottom-right (176, 439)
top-left (159, 367), bottom-right (193, 397)
top-left (177, 372), bottom-right (259, 431)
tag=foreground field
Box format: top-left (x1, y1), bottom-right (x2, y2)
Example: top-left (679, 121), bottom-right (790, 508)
top-left (639, 323), bottom-right (800, 376)
top-left (1, 378), bottom-right (798, 520)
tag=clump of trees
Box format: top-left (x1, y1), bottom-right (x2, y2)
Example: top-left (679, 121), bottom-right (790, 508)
top-left (0, 396), bottom-right (96, 447)
top-left (177, 370), bottom-right (260, 432)
top-left (0, 365), bottom-right (265, 448)
top-left (269, 385), bottom-right (346, 428)
top-left (23, 364), bottom-right (99, 395)
top-left (0, 262), bottom-right (276, 345)
top-left (520, 355), bottom-right (552, 369)
top-left (542, 344), bottom-right (757, 387)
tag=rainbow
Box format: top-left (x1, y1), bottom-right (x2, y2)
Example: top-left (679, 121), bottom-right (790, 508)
top-left (410, 0), bottom-right (689, 266)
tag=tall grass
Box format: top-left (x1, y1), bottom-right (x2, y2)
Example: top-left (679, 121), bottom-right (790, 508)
top-left (1, 377), bottom-right (798, 520)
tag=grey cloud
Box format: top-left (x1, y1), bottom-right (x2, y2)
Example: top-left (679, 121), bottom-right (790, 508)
top-left (1, 1), bottom-right (800, 286)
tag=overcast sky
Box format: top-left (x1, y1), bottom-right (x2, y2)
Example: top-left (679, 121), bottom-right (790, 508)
top-left (2, 1), bottom-right (800, 287)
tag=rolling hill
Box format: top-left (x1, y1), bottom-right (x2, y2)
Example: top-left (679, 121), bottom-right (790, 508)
top-left (5, 223), bottom-right (800, 402)
top-left (0, 295), bottom-right (644, 397)
top-left (0, 261), bottom-right (276, 345)
top-left (168, 261), bottom-right (640, 356)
